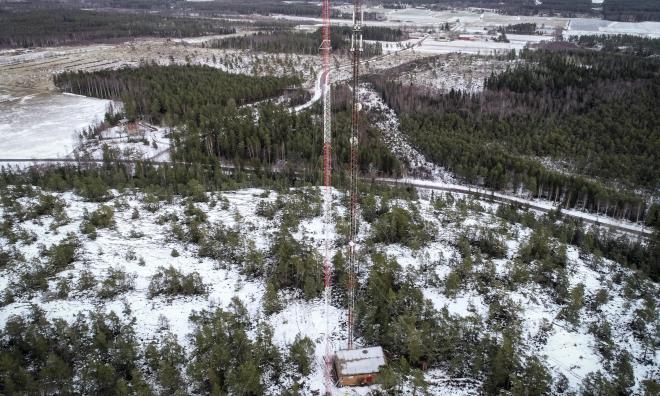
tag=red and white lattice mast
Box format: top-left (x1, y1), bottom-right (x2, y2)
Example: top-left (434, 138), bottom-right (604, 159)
top-left (347, 0), bottom-right (363, 353)
top-left (320, 0), bottom-right (333, 392)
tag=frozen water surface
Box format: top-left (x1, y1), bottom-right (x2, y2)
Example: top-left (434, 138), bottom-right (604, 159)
top-left (0, 92), bottom-right (112, 158)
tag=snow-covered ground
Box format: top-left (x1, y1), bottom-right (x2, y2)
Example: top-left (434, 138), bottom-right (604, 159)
top-left (0, 92), bottom-right (113, 159)
top-left (389, 54), bottom-right (518, 93)
top-left (567, 18), bottom-right (660, 39)
top-left (358, 85), bottom-right (651, 236)
top-left (74, 123), bottom-right (172, 162)
top-left (360, 85), bottom-right (450, 180)
top-left (381, 34), bottom-right (553, 56)
top-left (0, 186), bottom-right (657, 394)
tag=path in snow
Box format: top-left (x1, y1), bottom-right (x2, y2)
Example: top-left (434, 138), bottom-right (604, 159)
top-left (359, 85), bottom-right (453, 181)
top-left (373, 177), bottom-right (653, 237)
top-left (292, 34), bottom-right (430, 113)
top-left (354, 80), bottom-right (652, 238)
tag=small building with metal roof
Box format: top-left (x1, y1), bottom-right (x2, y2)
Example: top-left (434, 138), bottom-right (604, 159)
top-left (333, 346), bottom-right (386, 387)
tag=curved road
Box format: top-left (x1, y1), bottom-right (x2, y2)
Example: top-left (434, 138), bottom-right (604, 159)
top-left (0, 157), bottom-right (651, 238)
top-left (2, 36), bottom-right (652, 239)
top-left (372, 177), bottom-right (652, 238)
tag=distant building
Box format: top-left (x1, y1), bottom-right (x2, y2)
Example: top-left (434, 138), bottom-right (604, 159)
top-left (334, 346), bottom-right (386, 387)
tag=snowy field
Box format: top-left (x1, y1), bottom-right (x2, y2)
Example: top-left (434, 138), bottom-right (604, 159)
top-left (382, 34), bottom-right (553, 55)
top-left (0, 186), bottom-right (657, 394)
top-left (567, 18), bottom-right (660, 38)
top-left (0, 92), bottom-right (113, 159)
top-left (283, 7), bottom-right (659, 42)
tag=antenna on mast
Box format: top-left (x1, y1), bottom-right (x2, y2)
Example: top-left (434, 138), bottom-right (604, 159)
top-left (326, 0), bottom-right (386, 390)
top-left (347, 0), bottom-right (363, 353)
top-left (320, 0), bottom-right (333, 393)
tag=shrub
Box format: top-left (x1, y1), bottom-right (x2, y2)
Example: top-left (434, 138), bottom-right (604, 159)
top-left (77, 270), bottom-right (97, 292)
top-left (81, 205), bottom-right (115, 237)
top-left (144, 333), bottom-right (186, 394)
top-left (269, 226), bottom-right (322, 300)
top-left (558, 283), bottom-right (585, 327)
top-left (358, 253), bottom-right (443, 368)
top-left (262, 282), bottom-right (282, 315)
top-left (188, 300), bottom-right (283, 395)
top-left (0, 246), bottom-right (24, 270)
top-left (371, 206), bottom-right (435, 249)
top-left (289, 335), bottom-right (315, 376)
top-left (198, 224), bottom-right (241, 263)
top-left (147, 266), bottom-right (206, 298)
top-left (74, 175), bottom-right (110, 202)
top-left (98, 267), bottom-right (135, 299)
top-left (256, 197), bottom-right (284, 220)
top-left (56, 278), bottom-right (70, 299)
top-left (142, 194), bottom-right (161, 213)
top-left (44, 234), bottom-right (80, 272)
top-left (26, 193), bottom-right (67, 221)
top-left (472, 230), bottom-right (507, 259)
top-left (87, 205), bottom-right (115, 228)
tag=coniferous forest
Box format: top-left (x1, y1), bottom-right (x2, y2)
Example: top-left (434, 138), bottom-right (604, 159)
top-left (1, 2), bottom-right (659, 394)
top-left (53, 65), bottom-right (402, 176)
top-left (0, 8), bottom-right (237, 48)
top-left (204, 27), bottom-right (397, 58)
top-left (369, 48), bottom-right (659, 224)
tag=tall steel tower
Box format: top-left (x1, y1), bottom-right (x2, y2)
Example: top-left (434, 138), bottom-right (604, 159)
top-left (346, 0), bottom-right (363, 352)
top-left (320, 0), bottom-right (333, 392)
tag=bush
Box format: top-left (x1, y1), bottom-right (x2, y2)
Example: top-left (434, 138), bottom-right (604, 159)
top-left (256, 197), bottom-right (285, 220)
top-left (198, 224), bottom-right (242, 265)
top-left (472, 230), bottom-right (507, 259)
top-left (187, 300), bottom-right (283, 395)
top-left (358, 253), bottom-right (442, 367)
top-left (147, 266), bottom-right (206, 298)
top-left (56, 278), bottom-right (70, 299)
top-left (81, 205), bottom-right (115, 236)
top-left (371, 206), bottom-right (435, 249)
top-left (98, 267), bottom-right (135, 299)
top-left (0, 307), bottom-right (147, 395)
top-left (74, 175), bottom-right (110, 202)
top-left (558, 283), bottom-right (585, 327)
top-left (289, 335), bottom-right (314, 376)
top-left (87, 205), bottom-right (115, 228)
top-left (144, 333), bottom-right (186, 394)
top-left (142, 194), bottom-right (161, 213)
top-left (269, 226), bottom-right (323, 300)
top-left (44, 234), bottom-right (80, 272)
top-left (77, 270), bottom-right (97, 292)
top-left (26, 193), bottom-right (67, 221)
top-left (262, 282), bottom-right (282, 315)
top-left (0, 246), bottom-right (24, 270)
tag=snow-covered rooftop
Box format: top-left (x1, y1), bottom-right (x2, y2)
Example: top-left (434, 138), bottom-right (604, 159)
top-left (335, 346), bottom-right (386, 376)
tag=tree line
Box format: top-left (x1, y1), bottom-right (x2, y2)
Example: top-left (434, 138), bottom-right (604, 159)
top-left (603, 0), bottom-right (660, 22)
top-left (569, 34), bottom-right (660, 57)
top-left (53, 64), bottom-right (402, 178)
top-left (501, 23), bottom-right (537, 34)
top-left (54, 64), bottom-right (299, 125)
top-left (0, 8), bottom-right (236, 48)
top-left (205, 27), bottom-right (392, 58)
top-left (0, 301), bottom-right (315, 394)
top-left (368, 48), bottom-right (659, 223)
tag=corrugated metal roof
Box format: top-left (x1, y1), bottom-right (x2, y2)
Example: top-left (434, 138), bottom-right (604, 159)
top-left (335, 346), bottom-right (386, 376)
